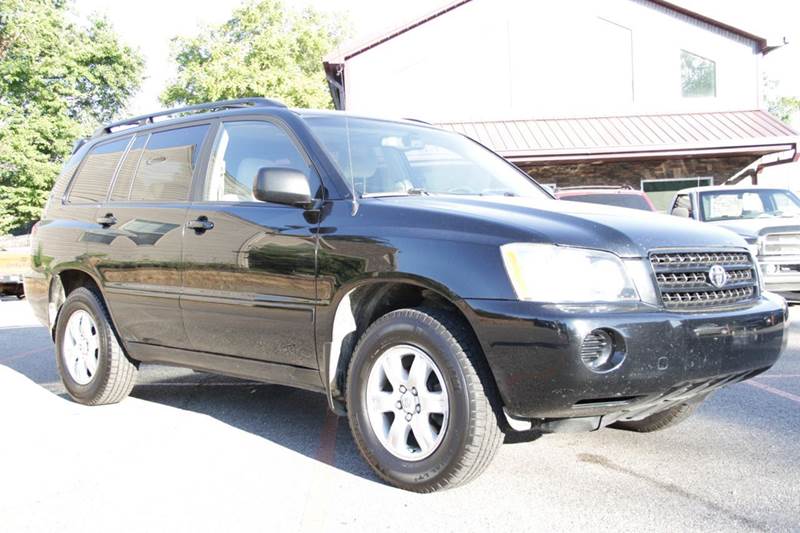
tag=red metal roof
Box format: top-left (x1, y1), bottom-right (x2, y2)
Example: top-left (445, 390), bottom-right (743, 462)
top-left (435, 110), bottom-right (798, 163)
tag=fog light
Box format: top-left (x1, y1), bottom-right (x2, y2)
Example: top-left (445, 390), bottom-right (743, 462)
top-left (580, 329), bottom-right (625, 373)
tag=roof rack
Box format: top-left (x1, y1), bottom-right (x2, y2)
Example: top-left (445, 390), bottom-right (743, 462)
top-left (92, 97), bottom-right (286, 137)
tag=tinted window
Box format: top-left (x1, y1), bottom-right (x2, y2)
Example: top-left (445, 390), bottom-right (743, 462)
top-left (206, 121), bottom-right (312, 201)
top-left (110, 135), bottom-right (147, 201)
top-left (564, 193), bottom-right (653, 211)
top-left (68, 137), bottom-right (131, 204)
top-left (129, 125), bottom-right (208, 202)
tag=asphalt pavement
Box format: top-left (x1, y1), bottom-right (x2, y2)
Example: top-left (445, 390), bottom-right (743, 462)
top-left (0, 296), bottom-right (798, 532)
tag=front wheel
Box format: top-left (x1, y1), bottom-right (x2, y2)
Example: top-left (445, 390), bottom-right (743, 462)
top-left (346, 307), bottom-right (502, 492)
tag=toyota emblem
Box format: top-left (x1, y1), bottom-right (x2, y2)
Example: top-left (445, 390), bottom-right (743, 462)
top-left (708, 265), bottom-right (728, 288)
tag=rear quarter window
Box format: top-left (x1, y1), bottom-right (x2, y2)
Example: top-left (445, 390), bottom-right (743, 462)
top-left (67, 137), bottom-right (132, 204)
top-left (128, 125), bottom-right (209, 202)
top-left (110, 135), bottom-right (148, 201)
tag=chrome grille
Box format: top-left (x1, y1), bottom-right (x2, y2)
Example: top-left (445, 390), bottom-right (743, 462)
top-left (650, 251), bottom-right (750, 266)
top-left (762, 232), bottom-right (800, 256)
top-left (650, 251), bottom-right (758, 310)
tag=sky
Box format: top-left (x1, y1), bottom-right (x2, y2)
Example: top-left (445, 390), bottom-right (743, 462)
top-left (73, 0), bottom-right (800, 117)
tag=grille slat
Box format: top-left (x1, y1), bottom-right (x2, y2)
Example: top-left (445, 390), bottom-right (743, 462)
top-left (650, 251), bottom-right (758, 310)
top-left (763, 232), bottom-right (800, 256)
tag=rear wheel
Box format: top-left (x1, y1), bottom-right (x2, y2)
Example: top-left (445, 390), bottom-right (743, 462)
top-left (55, 287), bottom-right (138, 405)
top-left (610, 398), bottom-right (703, 432)
top-left (346, 307), bottom-right (502, 492)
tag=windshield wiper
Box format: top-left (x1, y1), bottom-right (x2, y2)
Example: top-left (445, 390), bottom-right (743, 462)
top-left (362, 187), bottom-right (430, 198)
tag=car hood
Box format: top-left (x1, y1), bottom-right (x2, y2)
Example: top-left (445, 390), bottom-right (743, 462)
top-left (373, 195), bottom-right (746, 258)
top-left (707, 217), bottom-right (800, 240)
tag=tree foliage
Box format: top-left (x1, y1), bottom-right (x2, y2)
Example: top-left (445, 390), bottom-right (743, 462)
top-left (161, 0), bottom-right (348, 109)
top-left (768, 96), bottom-right (800, 125)
top-left (0, 0), bottom-right (144, 234)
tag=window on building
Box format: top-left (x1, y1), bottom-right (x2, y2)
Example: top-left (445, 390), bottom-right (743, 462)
top-left (67, 137), bottom-right (131, 204)
top-left (129, 124), bottom-right (209, 202)
top-left (681, 50), bottom-right (716, 98)
top-left (205, 121), bottom-right (312, 202)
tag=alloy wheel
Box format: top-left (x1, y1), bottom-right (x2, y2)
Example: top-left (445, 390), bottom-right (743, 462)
top-left (365, 344), bottom-right (449, 461)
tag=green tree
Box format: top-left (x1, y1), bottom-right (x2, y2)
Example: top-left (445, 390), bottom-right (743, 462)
top-left (161, 0), bottom-right (348, 109)
top-left (0, 0), bottom-right (144, 234)
top-left (768, 96), bottom-right (800, 125)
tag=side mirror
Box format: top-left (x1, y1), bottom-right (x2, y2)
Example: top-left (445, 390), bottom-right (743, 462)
top-left (253, 167), bottom-right (314, 208)
top-left (671, 207), bottom-right (690, 218)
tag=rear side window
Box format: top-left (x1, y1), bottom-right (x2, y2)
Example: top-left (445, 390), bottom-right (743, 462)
top-left (67, 137), bottom-right (131, 204)
top-left (672, 194), bottom-right (693, 218)
top-left (129, 125), bottom-right (209, 202)
top-left (110, 135), bottom-right (147, 201)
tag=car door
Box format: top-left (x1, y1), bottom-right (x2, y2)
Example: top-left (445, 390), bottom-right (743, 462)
top-left (180, 119), bottom-right (320, 368)
top-left (88, 123), bottom-right (211, 348)
top-left (61, 135), bottom-right (132, 299)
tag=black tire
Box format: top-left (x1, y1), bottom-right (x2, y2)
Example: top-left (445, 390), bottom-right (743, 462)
top-left (346, 307), bottom-right (503, 492)
top-left (55, 287), bottom-right (138, 405)
top-left (610, 398), bottom-right (702, 432)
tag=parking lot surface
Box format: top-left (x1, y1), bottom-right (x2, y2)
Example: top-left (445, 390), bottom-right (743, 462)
top-left (1, 296), bottom-right (798, 532)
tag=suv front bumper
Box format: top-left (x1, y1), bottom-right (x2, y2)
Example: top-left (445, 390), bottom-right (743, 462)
top-left (463, 293), bottom-right (788, 425)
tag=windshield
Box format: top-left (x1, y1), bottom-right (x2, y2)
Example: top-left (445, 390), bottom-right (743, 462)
top-left (303, 115), bottom-right (550, 199)
top-left (700, 189), bottom-right (800, 221)
top-left (563, 193), bottom-right (653, 211)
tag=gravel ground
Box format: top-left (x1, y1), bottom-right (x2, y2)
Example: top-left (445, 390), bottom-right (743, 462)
top-left (0, 296), bottom-right (798, 532)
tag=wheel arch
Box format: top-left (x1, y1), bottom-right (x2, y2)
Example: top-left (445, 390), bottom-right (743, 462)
top-left (47, 267), bottom-right (105, 338)
top-left (322, 275), bottom-right (498, 414)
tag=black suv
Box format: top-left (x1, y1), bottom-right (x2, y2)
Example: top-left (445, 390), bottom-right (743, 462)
top-left (25, 98), bottom-right (787, 492)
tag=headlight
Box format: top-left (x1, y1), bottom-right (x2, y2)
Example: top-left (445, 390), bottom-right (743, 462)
top-left (501, 243), bottom-right (639, 303)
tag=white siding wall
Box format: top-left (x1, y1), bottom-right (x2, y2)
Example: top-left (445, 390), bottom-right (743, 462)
top-left (343, 0), bottom-right (761, 122)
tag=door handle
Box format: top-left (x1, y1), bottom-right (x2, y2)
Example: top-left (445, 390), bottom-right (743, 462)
top-left (96, 214), bottom-right (117, 227)
top-left (187, 216), bottom-right (214, 232)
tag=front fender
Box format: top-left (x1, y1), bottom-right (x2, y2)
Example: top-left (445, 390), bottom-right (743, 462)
top-left (316, 273), bottom-right (476, 414)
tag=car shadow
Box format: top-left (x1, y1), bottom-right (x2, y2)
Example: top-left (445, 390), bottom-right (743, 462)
top-left (130, 372), bottom-right (383, 481)
top-left (1, 319), bottom-right (540, 485)
top-left (128, 370), bottom-right (540, 482)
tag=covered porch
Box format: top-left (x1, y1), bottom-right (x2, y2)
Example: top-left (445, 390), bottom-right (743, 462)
top-left (436, 110), bottom-right (798, 211)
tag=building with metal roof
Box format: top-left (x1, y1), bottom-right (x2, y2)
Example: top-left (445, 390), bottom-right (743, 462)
top-left (324, 0), bottom-right (796, 211)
